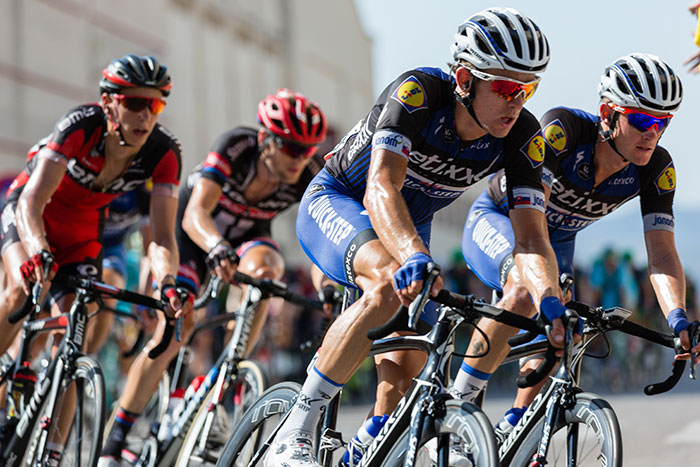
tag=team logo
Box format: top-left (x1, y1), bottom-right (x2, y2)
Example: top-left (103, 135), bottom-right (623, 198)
top-left (391, 76), bottom-right (428, 113)
top-left (656, 163), bottom-right (676, 194)
top-left (577, 162), bottom-right (592, 180)
top-left (306, 184), bottom-right (325, 198)
top-left (440, 125), bottom-right (456, 143)
top-left (520, 133), bottom-right (545, 168)
top-left (544, 121), bottom-right (567, 155)
top-left (466, 209), bottom-right (483, 229)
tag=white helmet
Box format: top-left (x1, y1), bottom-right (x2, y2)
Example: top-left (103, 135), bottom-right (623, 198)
top-left (451, 7), bottom-right (550, 73)
top-left (598, 53), bottom-right (682, 113)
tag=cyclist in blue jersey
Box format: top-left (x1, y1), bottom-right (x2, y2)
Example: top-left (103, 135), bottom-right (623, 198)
top-left (266, 8), bottom-right (573, 467)
top-left (458, 53), bottom-right (699, 441)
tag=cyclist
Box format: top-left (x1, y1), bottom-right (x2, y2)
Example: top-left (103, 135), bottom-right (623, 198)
top-left (266, 8), bottom-right (573, 466)
top-left (0, 54), bottom-right (189, 465)
top-left (458, 53), bottom-right (699, 440)
top-left (99, 88), bottom-right (330, 464)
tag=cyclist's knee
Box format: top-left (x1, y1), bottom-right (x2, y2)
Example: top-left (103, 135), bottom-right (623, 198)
top-left (500, 283), bottom-right (535, 317)
top-left (357, 278), bottom-right (398, 317)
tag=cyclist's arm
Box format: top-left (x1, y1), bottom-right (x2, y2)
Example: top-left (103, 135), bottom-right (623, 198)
top-left (364, 149), bottom-right (426, 264)
top-left (16, 158), bottom-right (66, 256)
top-left (147, 194), bottom-right (179, 288)
top-left (509, 208), bottom-right (561, 306)
top-left (138, 222), bottom-right (153, 296)
top-left (181, 177), bottom-right (224, 251)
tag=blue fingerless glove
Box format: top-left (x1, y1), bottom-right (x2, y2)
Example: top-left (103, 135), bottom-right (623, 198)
top-left (667, 308), bottom-right (690, 336)
top-left (393, 252), bottom-right (432, 291)
top-left (540, 296), bottom-right (583, 334)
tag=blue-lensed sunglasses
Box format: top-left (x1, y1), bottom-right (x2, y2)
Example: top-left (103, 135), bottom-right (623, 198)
top-left (609, 103), bottom-right (673, 132)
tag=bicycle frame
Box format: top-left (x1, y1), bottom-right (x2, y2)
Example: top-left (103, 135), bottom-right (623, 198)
top-left (1, 288), bottom-right (92, 466)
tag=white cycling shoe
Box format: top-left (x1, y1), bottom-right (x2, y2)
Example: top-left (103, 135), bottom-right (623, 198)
top-left (423, 436), bottom-right (474, 467)
top-left (264, 431), bottom-right (321, 467)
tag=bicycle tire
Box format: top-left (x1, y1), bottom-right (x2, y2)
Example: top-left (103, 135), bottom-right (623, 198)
top-left (383, 400), bottom-right (498, 467)
top-left (507, 392), bottom-right (622, 467)
top-left (176, 360), bottom-right (267, 467)
top-left (215, 381), bottom-right (301, 467)
top-left (103, 370), bottom-right (170, 459)
top-left (23, 356), bottom-right (106, 467)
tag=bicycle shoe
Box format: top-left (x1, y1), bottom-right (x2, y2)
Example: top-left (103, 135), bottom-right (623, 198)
top-left (423, 436), bottom-right (474, 467)
top-left (264, 431), bottom-right (321, 467)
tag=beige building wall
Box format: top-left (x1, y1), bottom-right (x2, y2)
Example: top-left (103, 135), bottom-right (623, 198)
top-left (0, 0), bottom-right (373, 264)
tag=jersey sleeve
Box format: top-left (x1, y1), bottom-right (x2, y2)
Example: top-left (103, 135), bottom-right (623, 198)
top-left (200, 129), bottom-right (253, 186)
top-left (151, 134), bottom-right (182, 198)
top-left (540, 107), bottom-right (576, 189)
top-left (639, 147), bottom-right (676, 232)
top-left (40, 104), bottom-right (104, 166)
top-left (501, 109), bottom-right (545, 213)
top-left (371, 71), bottom-right (439, 160)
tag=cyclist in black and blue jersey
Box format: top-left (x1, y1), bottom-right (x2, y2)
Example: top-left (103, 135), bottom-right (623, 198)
top-left (458, 53), bottom-right (700, 441)
top-left (266, 8), bottom-right (573, 467)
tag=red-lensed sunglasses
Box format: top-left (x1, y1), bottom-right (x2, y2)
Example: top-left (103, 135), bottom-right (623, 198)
top-left (269, 135), bottom-right (318, 159)
top-left (111, 94), bottom-right (167, 115)
top-left (607, 103), bottom-right (673, 133)
top-left (469, 68), bottom-right (541, 102)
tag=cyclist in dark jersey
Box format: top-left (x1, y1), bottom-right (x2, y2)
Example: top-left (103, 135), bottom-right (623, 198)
top-left (459, 53), bottom-right (699, 440)
top-left (0, 54), bottom-right (189, 466)
top-left (267, 8), bottom-right (572, 467)
top-left (99, 88), bottom-right (330, 464)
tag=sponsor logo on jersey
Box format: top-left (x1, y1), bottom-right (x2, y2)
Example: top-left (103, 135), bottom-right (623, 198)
top-left (549, 178), bottom-right (629, 217)
top-left (391, 76), bottom-right (428, 113)
top-left (542, 167), bottom-right (554, 187)
top-left (204, 152), bottom-right (232, 178)
top-left (610, 176), bottom-right (635, 186)
top-left (440, 124), bottom-right (456, 143)
top-left (545, 209), bottom-right (597, 231)
top-left (511, 187), bottom-right (545, 212)
top-left (643, 212), bottom-right (674, 232)
top-left (472, 217), bottom-right (511, 260)
top-left (543, 121), bottom-right (567, 155)
top-left (576, 162), bottom-right (592, 180)
top-left (409, 151), bottom-right (492, 187)
top-left (219, 198), bottom-right (276, 220)
top-left (373, 130), bottom-right (412, 159)
top-left (656, 163), bottom-right (676, 194)
top-left (520, 132), bottom-right (545, 168)
top-left (57, 106), bottom-right (96, 133)
top-left (306, 184), bottom-right (325, 198)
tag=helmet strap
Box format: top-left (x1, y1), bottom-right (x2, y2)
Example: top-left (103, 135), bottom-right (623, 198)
top-left (598, 112), bottom-right (627, 162)
top-left (455, 83), bottom-right (485, 131)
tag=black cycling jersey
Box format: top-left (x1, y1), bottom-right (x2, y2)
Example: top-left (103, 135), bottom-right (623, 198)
top-left (324, 67), bottom-right (547, 226)
top-left (486, 107), bottom-right (676, 243)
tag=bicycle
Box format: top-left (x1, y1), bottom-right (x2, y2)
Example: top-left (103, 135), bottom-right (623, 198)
top-left (0, 270), bottom-right (175, 467)
top-left (216, 263), bottom-right (553, 467)
top-left (492, 298), bottom-right (696, 467)
top-left (115, 271), bottom-right (326, 467)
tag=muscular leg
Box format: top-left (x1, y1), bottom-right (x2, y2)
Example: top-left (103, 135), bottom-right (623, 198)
top-left (234, 244), bottom-right (285, 357)
top-left (373, 344), bottom-right (427, 416)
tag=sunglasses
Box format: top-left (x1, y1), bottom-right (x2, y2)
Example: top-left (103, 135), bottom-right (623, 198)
top-left (469, 69), bottom-right (541, 102)
top-left (608, 104), bottom-right (672, 132)
top-left (269, 135), bottom-right (318, 159)
top-left (111, 94), bottom-right (167, 115)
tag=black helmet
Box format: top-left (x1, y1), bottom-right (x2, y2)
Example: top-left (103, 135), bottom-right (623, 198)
top-left (100, 54), bottom-right (172, 97)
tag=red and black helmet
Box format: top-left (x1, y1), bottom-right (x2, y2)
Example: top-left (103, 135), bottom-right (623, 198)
top-left (257, 89), bottom-right (327, 146)
top-left (100, 54), bottom-right (172, 97)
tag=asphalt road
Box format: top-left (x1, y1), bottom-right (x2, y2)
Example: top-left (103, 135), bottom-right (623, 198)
top-left (335, 383), bottom-right (700, 466)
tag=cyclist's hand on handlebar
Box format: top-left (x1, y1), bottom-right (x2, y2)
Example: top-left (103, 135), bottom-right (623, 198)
top-left (206, 240), bottom-right (239, 284)
top-left (19, 249), bottom-right (58, 295)
top-left (540, 296), bottom-right (582, 348)
top-left (318, 284), bottom-right (341, 319)
top-left (392, 253), bottom-right (442, 307)
top-left (161, 283), bottom-right (194, 319)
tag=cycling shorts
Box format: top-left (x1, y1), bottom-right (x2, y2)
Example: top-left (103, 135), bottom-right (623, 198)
top-left (461, 191), bottom-right (575, 293)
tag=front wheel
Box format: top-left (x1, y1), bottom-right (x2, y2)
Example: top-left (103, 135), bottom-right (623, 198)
top-left (508, 392), bottom-right (622, 467)
top-left (176, 360), bottom-right (267, 466)
top-left (215, 381), bottom-right (300, 467)
top-left (384, 400), bottom-right (499, 467)
top-left (23, 356), bottom-right (106, 467)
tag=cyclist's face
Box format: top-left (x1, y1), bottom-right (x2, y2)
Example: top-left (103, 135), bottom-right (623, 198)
top-left (466, 68), bottom-right (538, 138)
top-left (103, 87), bottom-right (164, 147)
top-left (258, 130), bottom-right (314, 184)
top-left (603, 106), bottom-right (666, 166)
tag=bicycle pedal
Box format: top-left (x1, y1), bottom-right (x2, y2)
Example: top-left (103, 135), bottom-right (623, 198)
top-left (319, 428), bottom-right (345, 454)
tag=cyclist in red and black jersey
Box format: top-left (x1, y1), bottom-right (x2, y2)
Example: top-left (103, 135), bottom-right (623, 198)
top-left (99, 88), bottom-right (332, 465)
top-left (0, 54), bottom-right (190, 466)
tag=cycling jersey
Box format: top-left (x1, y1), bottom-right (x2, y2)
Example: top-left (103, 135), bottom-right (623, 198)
top-left (298, 67), bottom-right (546, 288)
top-left (1, 103), bottom-right (181, 279)
top-left (175, 126), bottom-right (323, 292)
top-left (486, 107), bottom-right (675, 243)
top-left (466, 106), bottom-right (676, 291)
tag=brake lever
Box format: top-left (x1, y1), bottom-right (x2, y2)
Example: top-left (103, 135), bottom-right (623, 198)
top-left (688, 322), bottom-right (700, 379)
top-left (407, 262), bottom-right (440, 330)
